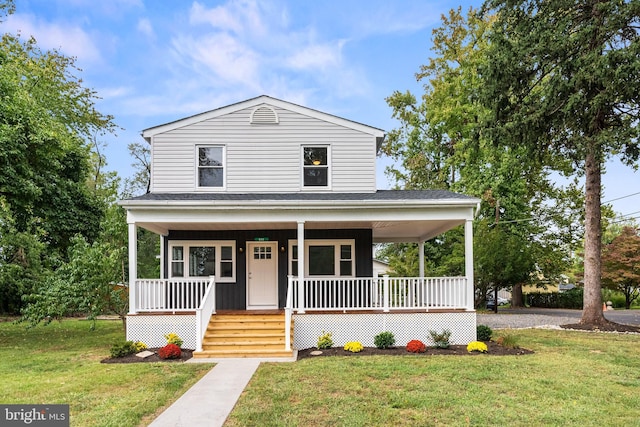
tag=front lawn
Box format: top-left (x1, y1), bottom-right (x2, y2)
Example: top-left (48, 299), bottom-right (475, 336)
top-left (0, 319), bottom-right (212, 426)
top-left (227, 329), bottom-right (640, 426)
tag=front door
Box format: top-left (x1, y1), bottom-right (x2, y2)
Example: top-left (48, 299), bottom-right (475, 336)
top-left (247, 242), bottom-right (278, 309)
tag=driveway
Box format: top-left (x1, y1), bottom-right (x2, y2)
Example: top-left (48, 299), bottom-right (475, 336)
top-left (477, 307), bottom-right (640, 329)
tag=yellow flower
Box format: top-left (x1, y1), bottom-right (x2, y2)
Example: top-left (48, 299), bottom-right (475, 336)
top-left (467, 341), bottom-right (488, 353)
top-left (344, 341), bottom-right (364, 353)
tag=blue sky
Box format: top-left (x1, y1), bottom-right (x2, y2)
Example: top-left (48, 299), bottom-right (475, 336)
top-left (4, 0), bottom-right (639, 218)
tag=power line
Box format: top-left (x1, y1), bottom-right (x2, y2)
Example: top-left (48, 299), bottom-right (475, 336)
top-left (602, 191), bottom-right (640, 204)
top-left (619, 210), bottom-right (640, 218)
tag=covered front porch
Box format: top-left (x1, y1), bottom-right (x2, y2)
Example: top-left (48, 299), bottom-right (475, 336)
top-left (121, 191), bottom-right (481, 355)
top-left (127, 274), bottom-right (475, 354)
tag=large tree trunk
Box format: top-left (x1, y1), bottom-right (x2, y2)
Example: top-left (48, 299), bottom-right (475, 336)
top-left (580, 145), bottom-right (606, 325)
top-left (511, 283), bottom-right (524, 307)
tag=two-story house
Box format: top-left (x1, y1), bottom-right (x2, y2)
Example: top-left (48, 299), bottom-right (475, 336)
top-left (119, 95), bottom-right (480, 358)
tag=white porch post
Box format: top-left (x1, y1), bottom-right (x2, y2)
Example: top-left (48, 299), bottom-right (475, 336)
top-left (159, 234), bottom-right (166, 279)
top-left (128, 222), bottom-right (137, 314)
top-left (418, 240), bottom-right (425, 278)
top-left (297, 221), bottom-right (305, 314)
top-left (410, 240), bottom-right (425, 308)
top-left (464, 219), bottom-right (474, 310)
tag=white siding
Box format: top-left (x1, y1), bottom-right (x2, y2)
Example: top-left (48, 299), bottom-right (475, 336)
top-left (150, 105), bottom-right (377, 193)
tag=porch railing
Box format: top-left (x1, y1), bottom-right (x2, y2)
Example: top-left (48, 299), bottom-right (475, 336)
top-left (134, 278), bottom-right (211, 312)
top-left (195, 276), bottom-right (216, 352)
top-left (287, 276), bottom-right (468, 312)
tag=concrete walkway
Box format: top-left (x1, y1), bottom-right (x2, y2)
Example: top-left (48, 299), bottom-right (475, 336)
top-left (149, 355), bottom-right (296, 427)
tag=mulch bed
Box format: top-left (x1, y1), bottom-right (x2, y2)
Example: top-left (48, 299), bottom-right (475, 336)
top-left (561, 322), bottom-right (640, 333)
top-left (297, 341), bottom-right (533, 360)
top-left (101, 348), bottom-right (194, 364)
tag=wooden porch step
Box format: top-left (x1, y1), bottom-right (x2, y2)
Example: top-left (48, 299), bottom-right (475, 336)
top-left (196, 312), bottom-right (294, 359)
top-left (193, 349), bottom-right (295, 359)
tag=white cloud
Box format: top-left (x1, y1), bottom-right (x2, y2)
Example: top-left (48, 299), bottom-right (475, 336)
top-left (171, 32), bottom-right (261, 89)
top-left (189, 0), bottom-right (267, 37)
top-left (98, 86), bottom-right (132, 99)
top-left (286, 41), bottom-right (345, 72)
top-left (137, 18), bottom-right (155, 39)
top-left (4, 13), bottom-right (102, 63)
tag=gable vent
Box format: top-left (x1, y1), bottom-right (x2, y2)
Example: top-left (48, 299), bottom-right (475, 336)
top-left (250, 106), bottom-right (279, 124)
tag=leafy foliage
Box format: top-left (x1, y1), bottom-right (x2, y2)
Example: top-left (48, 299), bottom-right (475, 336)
top-left (317, 331), bottom-right (334, 349)
top-left (601, 227), bottom-right (640, 309)
top-left (480, 0), bottom-right (640, 324)
top-left (373, 331), bottom-right (396, 349)
top-left (429, 329), bottom-right (452, 349)
top-left (110, 341), bottom-right (138, 358)
top-left (0, 5), bottom-right (116, 314)
top-left (20, 198), bottom-right (129, 328)
top-left (524, 289), bottom-right (584, 309)
top-left (164, 333), bottom-right (183, 348)
top-left (476, 325), bottom-right (493, 341)
top-left (382, 7), bottom-right (576, 302)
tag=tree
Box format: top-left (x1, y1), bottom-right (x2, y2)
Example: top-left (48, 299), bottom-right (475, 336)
top-left (383, 7), bottom-right (575, 304)
top-left (124, 142), bottom-right (151, 195)
top-left (601, 226), bottom-right (640, 309)
top-left (474, 218), bottom-right (536, 309)
top-left (0, 4), bottom-right (116, 313)
top-left (21, 200), bottom-right (129, 328)
top-left (480, 0), bottom-right (640, 325)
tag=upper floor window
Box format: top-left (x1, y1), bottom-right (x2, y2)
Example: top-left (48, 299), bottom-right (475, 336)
top-left (302, 146), bottom-right (329, 187)
top-left (198, 146), bottom-right (225, 188)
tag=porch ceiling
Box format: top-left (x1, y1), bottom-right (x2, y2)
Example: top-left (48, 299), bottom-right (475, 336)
top-left (134, 219), bottom-right (464, 243)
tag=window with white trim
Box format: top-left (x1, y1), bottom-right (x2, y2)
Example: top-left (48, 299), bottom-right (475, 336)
top-left (197, 146), bottom-right (225, 188)
top-left (169, 241), bottom-right (235, 282)
top-left (302, 146), bottom-right (329, 187)
top-left (289, 239), bottom-right (354, 277)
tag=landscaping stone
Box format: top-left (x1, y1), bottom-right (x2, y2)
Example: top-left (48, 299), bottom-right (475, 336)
top-left (136, 350), bottom-right (155, 359)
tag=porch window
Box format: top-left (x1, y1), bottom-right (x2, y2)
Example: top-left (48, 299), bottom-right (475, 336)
top-left (197, 146), bottom-right (225, 188)
top-left (289, 239), bottom-right (354, 277)
top-left (169, 241), bottom-right (235, 282)
top-left (302, 146), bottom-right (329, 187)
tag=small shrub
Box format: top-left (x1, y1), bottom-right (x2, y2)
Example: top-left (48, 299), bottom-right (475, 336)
top-left (429, 329), bottom-right (451, 349)
top-left (317, 331), bottom-right (334, 349)
top-left (406, 340), bottom-right (426, 353)
top-left (496, 334), bottom-right (520, 349)
top-left (158, 343), bottom-right (182, 359)
top-left (476, 324), bottom-right (493, 341)
top-left (343, 341), bottom-right (364, 353)
top-left (374, 331), bottom-right (396, 349)
top-left (164, 332), bottom-right (183, 348)
top-left (467, 341), bottom-right (488, 353)
top-left (110, 341), bottom-right (137, 358)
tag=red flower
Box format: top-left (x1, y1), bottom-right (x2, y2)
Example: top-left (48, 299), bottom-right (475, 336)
top-left (158, 343), bottom-right (182, 359)
top-left (406, 340), bottom-right (426, 353)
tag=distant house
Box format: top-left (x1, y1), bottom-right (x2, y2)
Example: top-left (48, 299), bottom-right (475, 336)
top-left (119, 96), bottom-right (481, 358)
top-left (372, 259), bottom-right (392, 277)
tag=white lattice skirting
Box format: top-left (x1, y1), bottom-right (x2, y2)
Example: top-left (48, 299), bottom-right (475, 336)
top-left (292, 312), bottom-right (476, 350)
top-left (127, 314), bottom-right (197, 349)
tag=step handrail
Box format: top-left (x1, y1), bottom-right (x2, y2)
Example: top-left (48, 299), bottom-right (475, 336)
top-left (195, 275), bottom-right (216, 353)
top-left (284, 275), bottom-right (293, 351)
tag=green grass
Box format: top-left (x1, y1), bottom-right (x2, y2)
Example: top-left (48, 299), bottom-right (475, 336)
top-left (226, 329), bottom-right (640, 426)
top-left (0, 318), bottom-right (212, 427)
